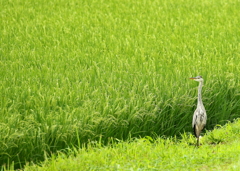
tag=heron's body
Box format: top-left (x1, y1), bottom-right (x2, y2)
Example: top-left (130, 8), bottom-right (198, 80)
top-left (190, 76), bottom-right (207, 146)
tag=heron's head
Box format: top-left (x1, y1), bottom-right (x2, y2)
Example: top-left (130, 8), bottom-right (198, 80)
top-left (189, 76), bottom-right (203, 82)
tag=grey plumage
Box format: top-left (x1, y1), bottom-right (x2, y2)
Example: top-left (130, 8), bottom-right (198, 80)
top-left (190, 76), bottom-right (207, 146)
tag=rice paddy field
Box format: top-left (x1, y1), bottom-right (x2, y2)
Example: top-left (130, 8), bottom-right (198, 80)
top-left (0, 0), bottom-right (240, 170)
top-left (21, 119), bottom-right (240, 171)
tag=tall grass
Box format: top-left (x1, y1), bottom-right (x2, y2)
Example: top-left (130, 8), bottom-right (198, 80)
top-left (0, 0), bottom-right (240, 169)
top-left (22, 119), bottom-right (240, 171)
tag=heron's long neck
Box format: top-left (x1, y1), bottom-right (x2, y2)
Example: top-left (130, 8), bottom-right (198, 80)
top-left (197, 81), bottom-right (203, 107)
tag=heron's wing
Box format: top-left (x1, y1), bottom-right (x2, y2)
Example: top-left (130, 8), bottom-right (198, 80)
top-left (192, 110), bottom-right (198, 128)
top-left (192, 109), bottom-right (207, 128)
top-left (192, 109), bottom-right (207, 138)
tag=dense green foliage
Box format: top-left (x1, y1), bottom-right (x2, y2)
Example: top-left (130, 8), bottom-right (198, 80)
top-left (19, 119), bottom-right (240, 170)
top-left (0, 0), bottom-right (240, 169)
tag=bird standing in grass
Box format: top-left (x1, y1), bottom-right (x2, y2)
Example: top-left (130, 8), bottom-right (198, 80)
top-left (190, 76), bottom-right (207, 146)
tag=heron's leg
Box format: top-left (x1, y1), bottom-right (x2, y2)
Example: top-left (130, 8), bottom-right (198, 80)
top-left (197, 137), bottom-right (200, 146)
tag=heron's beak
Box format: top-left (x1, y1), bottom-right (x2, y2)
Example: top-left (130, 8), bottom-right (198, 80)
top-left (189, 77), bottom-right (196, 80)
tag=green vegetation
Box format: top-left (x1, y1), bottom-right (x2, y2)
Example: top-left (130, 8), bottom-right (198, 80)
top-left (0, 0), bottom-right (240, 169)
top-left (20, 119), bottom-right (240, 170)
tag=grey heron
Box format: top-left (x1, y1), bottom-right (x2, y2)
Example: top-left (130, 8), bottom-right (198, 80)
top-left (190, 76), bottom-right (207, 146)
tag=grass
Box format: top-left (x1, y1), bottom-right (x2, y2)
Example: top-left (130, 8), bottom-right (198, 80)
top-left (18, 119), bottom-right (240, 171)
top-left (0, 0), bottom-right (240, 169)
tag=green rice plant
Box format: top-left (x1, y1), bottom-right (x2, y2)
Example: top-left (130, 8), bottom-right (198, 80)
top-left (0, 0), bottom-right (240, 169)
top-left (22, 119), bottom-right (240, 171)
